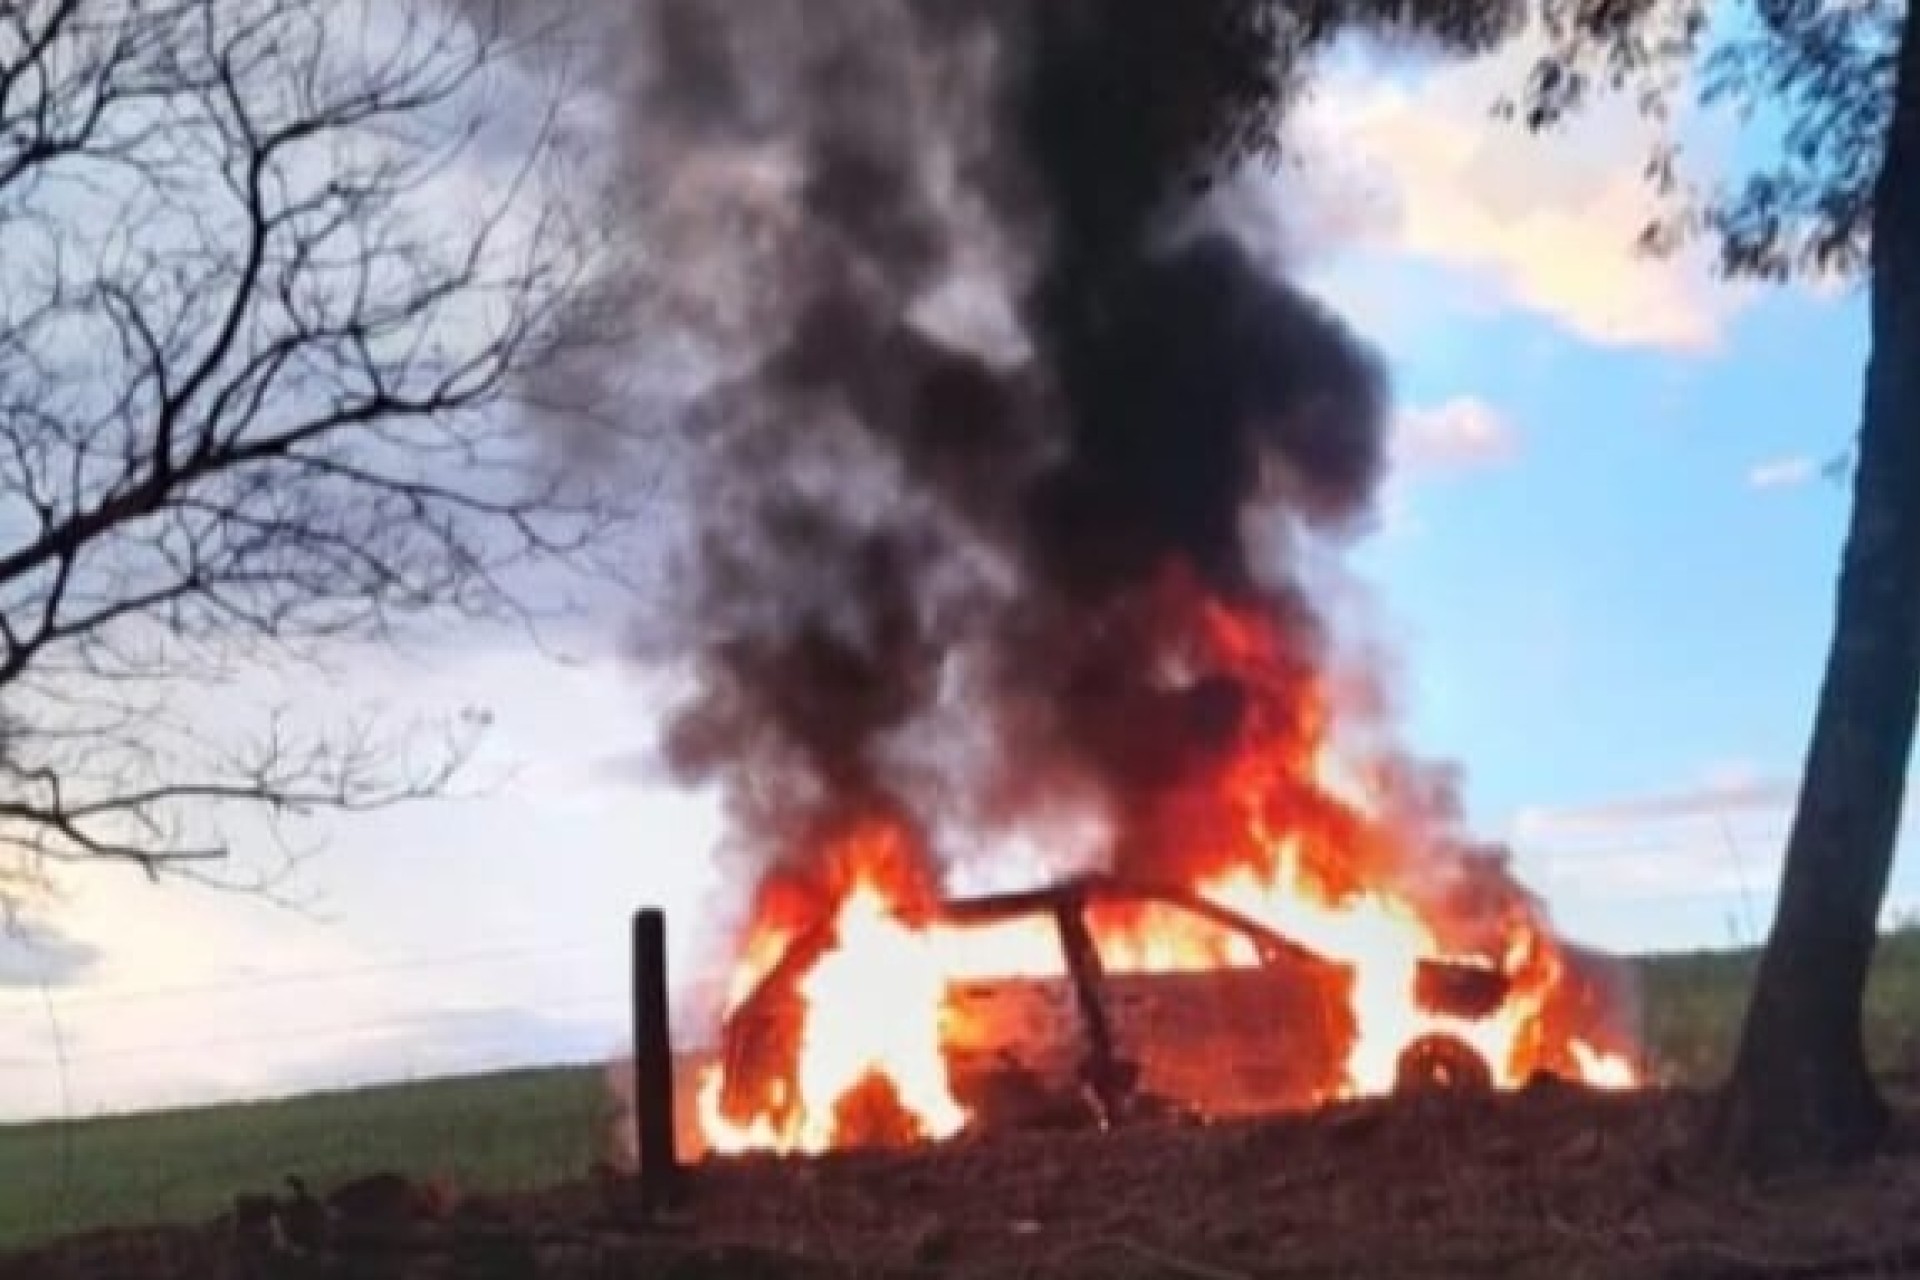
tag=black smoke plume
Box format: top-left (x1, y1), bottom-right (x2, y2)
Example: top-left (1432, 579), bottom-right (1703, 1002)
top-left (529, 0), bottom-right (1512, 933)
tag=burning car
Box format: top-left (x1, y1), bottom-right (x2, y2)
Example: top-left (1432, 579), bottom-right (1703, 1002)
top-left (679, 576), bottom-right (1643, 1163)
top-left (697, 865), bottom-right (1638, 1157)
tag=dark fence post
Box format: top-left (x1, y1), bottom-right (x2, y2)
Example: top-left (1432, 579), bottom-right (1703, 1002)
top-left (631, 908), bottom-right (681, 1202)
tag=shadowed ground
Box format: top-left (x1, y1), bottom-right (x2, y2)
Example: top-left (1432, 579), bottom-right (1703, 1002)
top-left (7, 1084), bottom-right (1920, 1279)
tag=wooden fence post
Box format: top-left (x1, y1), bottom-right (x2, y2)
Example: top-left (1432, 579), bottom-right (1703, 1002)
top-left (632, 908), bottom-right (682, 1202)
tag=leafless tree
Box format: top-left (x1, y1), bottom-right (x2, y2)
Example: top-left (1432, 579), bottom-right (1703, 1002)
top-left (0, 0), bottom-right (610, 891)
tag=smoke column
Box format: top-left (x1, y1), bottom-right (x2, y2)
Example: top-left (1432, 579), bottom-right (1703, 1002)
top-left (523, 0), bottom-right (1554, 989)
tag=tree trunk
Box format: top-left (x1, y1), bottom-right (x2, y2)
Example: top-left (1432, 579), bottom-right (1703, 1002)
top-left (1709, 10), bottom-right (1920, 1178)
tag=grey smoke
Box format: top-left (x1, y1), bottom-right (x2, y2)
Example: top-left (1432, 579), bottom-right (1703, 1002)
top-left (519, 1), bottom-right (1446, 910)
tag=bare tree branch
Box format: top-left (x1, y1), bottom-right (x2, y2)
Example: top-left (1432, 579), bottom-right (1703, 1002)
top-left (0, 0), bottom-right (614, 880)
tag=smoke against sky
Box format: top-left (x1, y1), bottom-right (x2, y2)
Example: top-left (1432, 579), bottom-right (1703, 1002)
top-left (539, 3), bottom-right (1393, 877)
top-left (470, 0), bottom-right (1655, 1039)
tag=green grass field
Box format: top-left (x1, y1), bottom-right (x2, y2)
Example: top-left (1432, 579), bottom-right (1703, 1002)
top-left (1637, 928), bottom-right (1920, 1083)
top-left (4, 933), bottom-right (1919, 1253)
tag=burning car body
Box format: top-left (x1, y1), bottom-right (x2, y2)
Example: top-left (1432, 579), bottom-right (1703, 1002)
top-left (690, 810), bottom-right (1640, 1161)
top-left (670, 573), bottom-right (1646, 1164)
top-left (709, 875), bottom-right (1542, 1147)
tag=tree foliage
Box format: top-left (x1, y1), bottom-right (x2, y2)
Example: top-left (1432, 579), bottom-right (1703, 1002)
top-left (1521, 0), bottom-right (1902, 281)
top-left (0, 0), bottom-right (606, 891)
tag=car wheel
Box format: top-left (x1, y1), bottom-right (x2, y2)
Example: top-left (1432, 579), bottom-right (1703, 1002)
top-left (1393, 1034), bottom-right (1494, 1095)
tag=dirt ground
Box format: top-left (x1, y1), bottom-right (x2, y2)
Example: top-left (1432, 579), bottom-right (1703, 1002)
top-left (8, 1081), bottom-right (1920, 1280)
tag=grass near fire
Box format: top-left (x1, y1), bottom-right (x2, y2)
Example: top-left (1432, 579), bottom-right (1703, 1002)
top-left (0, 1068), bottom-right (612, 1251)
top-left (4, 932), bottom-right (1920, 1252)
top-left (1638, 926), bottom-right (1920, 1082)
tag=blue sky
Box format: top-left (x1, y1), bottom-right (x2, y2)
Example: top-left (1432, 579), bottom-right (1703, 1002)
top-left (1352, 273), bottom-right (1870, 948)
top-left (0, 27), bottom-right (1898, 1120)
top-left (1376, 284), bottom-right (1860, 809)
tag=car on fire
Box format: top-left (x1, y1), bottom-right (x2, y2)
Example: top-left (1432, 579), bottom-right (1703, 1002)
top-left (705, 875), bottom-right (1634, 1149)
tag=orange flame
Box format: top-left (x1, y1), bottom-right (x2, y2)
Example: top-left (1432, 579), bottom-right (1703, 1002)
top-left (700, 872), bottom-right (967, 1155)
top-left (1570, 1039), bottom-right (1641, 1090)
top-left (696, 576), bottom-right (1641, 1154)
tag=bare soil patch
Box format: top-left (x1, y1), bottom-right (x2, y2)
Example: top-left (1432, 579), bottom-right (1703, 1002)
top-left (8, 1082), bottom-right (1920, 1280)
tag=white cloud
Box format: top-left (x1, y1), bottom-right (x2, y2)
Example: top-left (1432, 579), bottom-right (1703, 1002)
top-left (1513, 763), bottom-right (1920, 953)
top-left (1394, 397), bottom-right (1519, 475)
top-left (1509, 781), bottom-right (1790, 953)
top-left (1276, 35), bottom-right (1740, 351)
top-left (1368, 396), bottom-right (1518, 542)
top-left (0, 915), bottom-right (100, 989)
top-left (1748, 455), bottom-right (1818, 490)
top-left (1508, 765), bottom-right (1799, 921)
top-left (1539, 841), bottom-right (1782, 904)
top-left (1514, 772), bottom-right (1798, 840)
top-left (0, 645), bottom-right (729, 1121)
